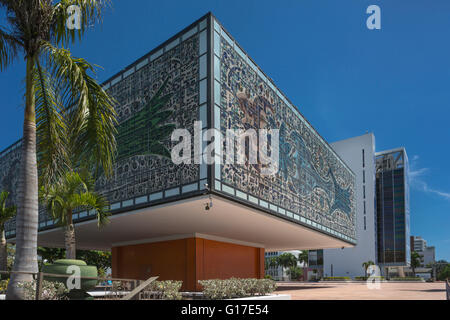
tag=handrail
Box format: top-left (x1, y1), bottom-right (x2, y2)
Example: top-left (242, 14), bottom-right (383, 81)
top-left (0, 269), bottom-right (161, 300)
top-left (121, 276), bottom-right (159, 300)
top-left (0, 270), bottom-right (140, 283)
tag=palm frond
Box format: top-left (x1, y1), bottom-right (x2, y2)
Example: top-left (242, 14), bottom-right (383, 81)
top-left (35, 60), bottom-right (69, 187)
top-left (0, 190), bottom-right (16, 223)
top-left (52, 0), bottom-right (112, 46)
top-left (0, 27), bottom-right (19, 71)
top-left (39, 171), bottom-right (109, 228)
top-left (40, 41), bottom-right (117, 176)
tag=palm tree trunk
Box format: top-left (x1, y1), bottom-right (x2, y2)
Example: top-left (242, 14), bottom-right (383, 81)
top-left (7, 56), bottom-right (39, 300)
top-left (0, 225), bottom-right (7, 273)
top-left (64, 210), bottom-right (76, 259)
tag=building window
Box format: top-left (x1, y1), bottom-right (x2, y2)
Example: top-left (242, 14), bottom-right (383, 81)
top-left (362, 149), bottom-right (365, 168)
top-left (363, 185), bottom-right (366, 199)
top-left (364, 216), bottom-right (366, 230)
top-left (364, 200), bottom-right (366, 214)
top-left (363, 170), bottom-right (365, 184)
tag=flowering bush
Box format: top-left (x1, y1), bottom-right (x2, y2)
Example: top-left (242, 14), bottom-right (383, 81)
top-left (143, 280), bottom-right (183, 300)
top-left (198, 278), bottom-right (277, 299)
top-left (17, 280), bottom-right (68, 300)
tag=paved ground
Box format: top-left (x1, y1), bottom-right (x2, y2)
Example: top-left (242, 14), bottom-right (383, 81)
top-left (275, 281), bottom-right (447, 300)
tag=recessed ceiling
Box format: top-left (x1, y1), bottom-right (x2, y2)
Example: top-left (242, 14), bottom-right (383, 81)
top-left (33, 194), bottom-right (353, 251)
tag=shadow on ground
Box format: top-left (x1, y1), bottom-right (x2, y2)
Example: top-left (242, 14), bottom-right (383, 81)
top-left (276, 286), bottom-right (334, 291)
top-left (399, 289), bottom-right (445, 293)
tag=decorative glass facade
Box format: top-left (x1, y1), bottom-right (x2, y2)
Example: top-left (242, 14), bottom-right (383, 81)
top-left (376, 148), bottom-right (410, 266)
top-left (211, 17), bottom-right (356, 243)
top-left (0, 17), bottom-right (210, 236)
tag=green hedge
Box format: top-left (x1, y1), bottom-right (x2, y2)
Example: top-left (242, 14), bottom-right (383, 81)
top-left (322, 277), bottom-right (351, 281)
top-left (390, 277), bottom-right (424, 281)
top-left (198, 278), bottom-right (277, 299)
top-left (354, 276), bottom-right (385, 281)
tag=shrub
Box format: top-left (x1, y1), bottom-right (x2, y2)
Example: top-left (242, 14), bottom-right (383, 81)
top-left (322, 277), bottom-right (351, 281)
top-left (0, 279), bottom-right (9, 293)
top-left (354, 276), bottom-right (384, 281)
top-left (17, 280), bottom-right (68, 300)
top-left (264, 274), bottom-right (273, 280)
top-left (145, 280), bottom-right (183, 300)
top-left (198, 278), bottom-right (277, 299)
top-left (390, 277), bottom-right (424, 281)
top-left (288, 266), bottom-right (303, 280)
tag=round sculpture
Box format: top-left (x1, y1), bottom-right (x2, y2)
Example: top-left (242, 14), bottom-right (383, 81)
top-left (42, 259), bottom-right (98, 297)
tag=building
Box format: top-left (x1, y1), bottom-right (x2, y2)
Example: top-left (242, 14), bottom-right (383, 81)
top-left (423, 247), bottom-right (436, 266)
top-left (411, 236), bottom-right (427, 253)
top-left (0, 13), bottom-right (357, 291)
top-left (410, 236), bottom-right (436, 267)
top-left (322, 133), bottom-right (377, 278)
top-left (308, 249), bottom-right (324, 280)
top-left (308, 135), bottom-right (411, 279)
top-left (376, 148), bottom-right (410, 277)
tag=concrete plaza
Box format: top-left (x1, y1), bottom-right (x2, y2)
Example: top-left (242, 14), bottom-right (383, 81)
top-left (276, 282), bottom-right (447, 300)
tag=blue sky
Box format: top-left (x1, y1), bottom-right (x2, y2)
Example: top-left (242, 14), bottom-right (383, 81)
top-left (1, 0), bottom-right (449, 261)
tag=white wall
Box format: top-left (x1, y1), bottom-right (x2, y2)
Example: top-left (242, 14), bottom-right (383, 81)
top-left (323, 133), bottom-right (377, 278)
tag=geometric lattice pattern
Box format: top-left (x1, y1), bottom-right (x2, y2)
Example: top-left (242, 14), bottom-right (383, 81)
top-left (216, 32), bottom-right (356, 240)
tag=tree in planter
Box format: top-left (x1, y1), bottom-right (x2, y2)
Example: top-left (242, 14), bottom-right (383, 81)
top-left (362, 260), bottom-right (375, 278)
top-left (276, 253), bottom-right (297, 281)
top-left (0, 191), bottom-right (16, 274)
top-left (39, 171), bottom-right (109, 259)
top-left (0, 0), bottom-right (116, 299)
top-left (410, 251), bottom-right (423, 277)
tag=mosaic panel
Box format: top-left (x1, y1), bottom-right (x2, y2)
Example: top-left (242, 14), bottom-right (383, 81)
top-left (217, 36), bottom-right (356, 240)
top-left (0, 32), bottom-right (203, 234)
top-left (95, 34), bottom-right (201, 203)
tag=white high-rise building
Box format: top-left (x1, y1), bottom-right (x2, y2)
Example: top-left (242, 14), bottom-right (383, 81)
top-left (323, 133), bottom-right (377, 278)
top-left (412, 236), bottom-right (427, 253)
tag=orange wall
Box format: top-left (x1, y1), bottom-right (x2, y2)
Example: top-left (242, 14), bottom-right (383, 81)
top-left (112, 237), bottom-right (265, 291)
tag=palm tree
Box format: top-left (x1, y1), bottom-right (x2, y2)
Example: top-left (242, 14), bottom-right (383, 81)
top-left (410, 251), bottom-right (422, 277)
top-left (0, 0), bottom-right (115, 299)
top-left (277, 253), bottom-right (297, 281)
top-left (0, 191), bottom-right (16, 273)
top-left (39, 170), bottom-right (109, 259)
top-left (298, 251), bottom-right (309, 267)
top-left (362, 260), bottom-right (375, 278)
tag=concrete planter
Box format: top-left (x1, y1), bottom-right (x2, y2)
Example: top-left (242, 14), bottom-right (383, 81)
top-left (42, 259), bottom-right (98, 298)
